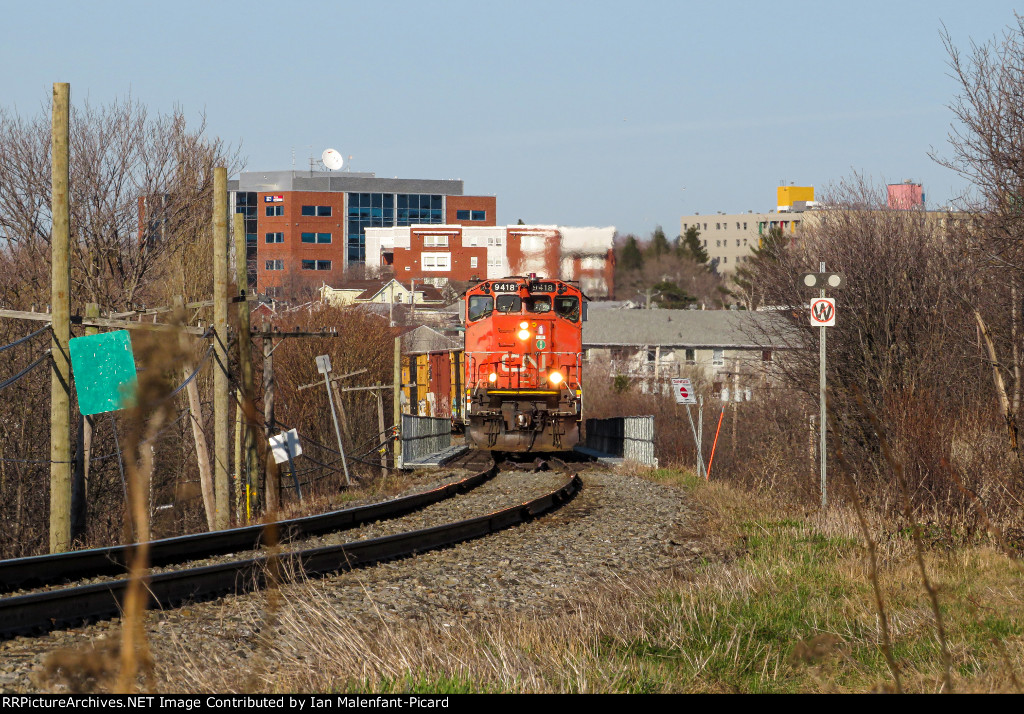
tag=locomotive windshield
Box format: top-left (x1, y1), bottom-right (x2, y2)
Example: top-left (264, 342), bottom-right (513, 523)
top-left (468, 295), bottom-right (493, 321)
top-left (555, 296), bottom-right (580, 322)
top-left (495, 294), bottom-right (521, 313)
top-left (525, 296), bottom-right (551, 313)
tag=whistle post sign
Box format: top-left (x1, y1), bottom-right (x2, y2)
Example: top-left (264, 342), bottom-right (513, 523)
top-left (810, 298), bottom-right (836, 327)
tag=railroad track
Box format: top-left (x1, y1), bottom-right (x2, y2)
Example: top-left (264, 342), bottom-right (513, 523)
top-left (0, 452), bottom-right (497, 594)
top-left (0, 455), bottom-right (581, 640)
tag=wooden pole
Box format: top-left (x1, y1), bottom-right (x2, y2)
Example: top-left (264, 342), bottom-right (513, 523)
top-left (213, 166), bottom-right (229, 530)
top-left (233, 214), bottom-right (258, 512)
top-left (234, 390), bottom-right (245, 520)
top-left (186, 362), bottom-right (215, 529)
top-left (175, 296), bottom-right (215, 530)
top-left (393, 335), bottom-right (402, 469)
top-left (376, 390), bottom-right (387, 479)
top-left (71, 303), bottom-right (99, 543)
top-left (50, 82), bottom-right (71, 554)
top-left (263, 336), bottom-right (279, 513)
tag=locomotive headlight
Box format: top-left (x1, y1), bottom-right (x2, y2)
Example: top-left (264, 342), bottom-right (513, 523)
top-left (517, 329), bottom-right (530, 340)
top-left (519, 321), bottom-right (529, 329)
top-left (549, 371), bottom-right (564, 385)
top-left (489, 372), bottom-right (497, 382)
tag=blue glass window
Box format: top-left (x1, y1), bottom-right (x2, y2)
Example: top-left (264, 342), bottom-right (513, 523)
top-left (301, 205), bottom-right (332, 217)
top-left (265, 232), bottom-right (283, 243)
top-left (472, 210), bottom-right (485, 221)
top-left (301, 232), bottom-right (332, 244)
top-left (266, 206), bottom-right (283, 217)
top-left (456, 210), bottom-right (470, 220)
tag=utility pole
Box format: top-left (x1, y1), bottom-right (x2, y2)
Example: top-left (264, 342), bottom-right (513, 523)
top-left (71, 303), bottom-right (99, 543)
top-left (393, 335), bottom-right (402, 469)
top-left (233, 214), bottom-right (257, 512)
top-left (263, 335), bottom-right (279, 513)
top-left (213, 167), bottom-right (229, 529)
top-left (50, 82), bottom-right (71, 554)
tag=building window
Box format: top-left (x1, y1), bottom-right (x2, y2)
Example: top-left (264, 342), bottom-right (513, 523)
top-left (301, 259), bottom-right (332, 270)
top-left (471, 210), bottom-right (485, 221)
top-left (736, 240), bottom-right (740, 246)
top-left (736, 222), bottom-right (740, 229)
top-left (265, 232), bottom-right (283, 243)
top-left (713, 349), bottom-right (724, 366)
top-left (301, 205), bottom-right (332, 217)
top-left (487, 234), bottom-right (503, 246)
top-left (301, 232), bottom-right (332, 244)
top-left (265, 206), bottom-right (283, 217)
top-left (685, 349), bottom-right (695, 363)
top-left (716, 240), bottom-right (721, 247)
top-left (470, 256), bottom-right (478, 268)
top-left (716, 223), bottom-right (720, 230)
top-left (646, 349), bottom-right (656, 363)
top-left (421, 252), bottom-right (451, 271)
top-left (265, 259), bottom-right (283, 271)
top-left (723, 256), bottom-right (727, 263)
top-left (396, 194), bottom-right (442, 226)
top-left (423, 235), bottom-right (449, 247)
top-left (487, 257), bottom-right (502, 268)
top-left (743, 222), bottom-right (748, 230)
top-left (456, 210), bottom-right (470, 220)
top-left (762, 350), bottom-right (773, 362)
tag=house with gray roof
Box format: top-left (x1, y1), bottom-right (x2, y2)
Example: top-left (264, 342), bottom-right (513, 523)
top-left (583, 308), bottom-right (799, 398)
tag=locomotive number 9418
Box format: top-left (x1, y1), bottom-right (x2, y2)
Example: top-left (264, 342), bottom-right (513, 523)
top-left (461, 275), bottom-right (585, 452)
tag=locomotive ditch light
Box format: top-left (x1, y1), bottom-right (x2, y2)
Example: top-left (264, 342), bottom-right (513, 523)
top-left (549, 371), bottom-right (564, 385)
top-left (489, 372), bottom-right (498, 382)
top-left (518, 328), bottom-right (530, 340)
top-left (519, 321), bottom-right (529, 329)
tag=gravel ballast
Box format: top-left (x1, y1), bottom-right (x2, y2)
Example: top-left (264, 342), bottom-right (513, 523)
top-left (0, 462), bottom-right (694, 692)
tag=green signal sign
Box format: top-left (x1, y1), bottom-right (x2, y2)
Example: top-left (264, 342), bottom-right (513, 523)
top-left (69, 330), bottom-right (138, 416)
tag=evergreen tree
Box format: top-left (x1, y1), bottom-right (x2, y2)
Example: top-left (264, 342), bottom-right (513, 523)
top-left (651, 280), bottom-right (696, 308)
top-left (647, 225), bottom-right (671, 258)
top-left (676, 225), bottom-right (708, 263)
top-left (619, 234), bottom-right (644, 272)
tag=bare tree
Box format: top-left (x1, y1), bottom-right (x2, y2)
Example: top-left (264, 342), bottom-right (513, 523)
top-left (0, 94), bottom-right (239, 312)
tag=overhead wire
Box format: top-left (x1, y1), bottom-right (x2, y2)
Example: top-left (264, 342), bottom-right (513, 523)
top-left (0, 350), bottom-right (51, 392)
top-left (0, 325), bottom-right (51, 354)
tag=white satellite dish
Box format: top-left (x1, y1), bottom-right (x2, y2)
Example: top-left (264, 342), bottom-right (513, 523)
top-left (322, 148), bottom-right (343, 171)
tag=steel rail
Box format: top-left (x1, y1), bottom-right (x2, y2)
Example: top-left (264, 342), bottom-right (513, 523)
top-left (0, 473), bottom-right (581, 640)
top-left (0, 457), bottom-right (496, 593)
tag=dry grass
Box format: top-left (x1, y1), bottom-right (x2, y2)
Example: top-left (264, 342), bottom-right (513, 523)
top-left (138, 467), bottom-right (1024, 694)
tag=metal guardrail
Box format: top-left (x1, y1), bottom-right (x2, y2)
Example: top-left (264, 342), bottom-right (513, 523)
top-left (584, 416), bottom-right (658, 467)
top-left (401, 414), bottom-right (451, 465)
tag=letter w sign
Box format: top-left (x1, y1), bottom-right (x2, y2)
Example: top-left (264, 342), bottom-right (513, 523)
top-left (810, 298), bottom-right (836, 327)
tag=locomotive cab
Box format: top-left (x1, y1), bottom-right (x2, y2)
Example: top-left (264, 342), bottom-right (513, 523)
top-left (462, 276), bottom-right (584, 452)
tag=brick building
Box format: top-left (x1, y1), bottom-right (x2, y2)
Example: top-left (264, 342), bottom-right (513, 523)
top-left (228, 170), bottom-right (495, 297)
top-left (364, 224), bottom-right (617, 298)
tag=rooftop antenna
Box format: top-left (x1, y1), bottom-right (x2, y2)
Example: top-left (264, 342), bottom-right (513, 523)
top-left (347, 154), bottom-right (353, 172)
top-left (322, 148), bottom-right (344, 171)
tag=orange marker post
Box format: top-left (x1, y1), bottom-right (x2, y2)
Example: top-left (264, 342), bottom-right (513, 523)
top-left (705, 404), bottom-right (726, 480)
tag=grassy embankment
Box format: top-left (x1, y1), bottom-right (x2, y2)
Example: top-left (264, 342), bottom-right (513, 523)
top-left (42, 466), bottom-right (1024, 693)
top-left (157, 467), bottom-right (1021, 693)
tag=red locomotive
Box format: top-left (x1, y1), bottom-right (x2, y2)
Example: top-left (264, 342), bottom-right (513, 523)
top-left (462, 275), bottom-right (585, 451)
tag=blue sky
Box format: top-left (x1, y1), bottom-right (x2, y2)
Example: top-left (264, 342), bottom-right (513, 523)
top-left (4, 1), bottom-right (1021, 237)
